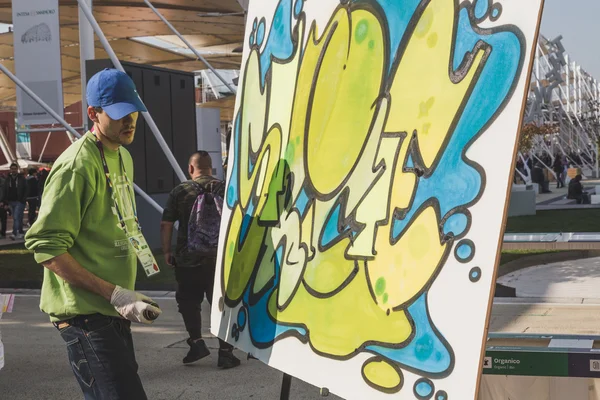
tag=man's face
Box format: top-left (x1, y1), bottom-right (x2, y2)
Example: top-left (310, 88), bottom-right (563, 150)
top-left (90, 107), bottom-right (138, 148)
top-left (9, 166), bottom-right (17, 175)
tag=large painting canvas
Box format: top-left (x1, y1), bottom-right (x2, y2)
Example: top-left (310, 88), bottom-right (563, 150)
top-left (211, 0), bottom-right (544, 398)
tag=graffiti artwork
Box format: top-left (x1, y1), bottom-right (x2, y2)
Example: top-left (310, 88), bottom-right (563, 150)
top-left (211, 0), bottom-right (544, 398)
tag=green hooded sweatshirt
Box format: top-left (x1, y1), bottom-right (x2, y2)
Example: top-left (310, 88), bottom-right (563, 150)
top-left (25, 131), bottom-right (138, 322)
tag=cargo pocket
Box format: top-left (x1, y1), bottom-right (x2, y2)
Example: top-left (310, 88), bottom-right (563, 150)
top-left (65, 338), bottom-right (95, 388)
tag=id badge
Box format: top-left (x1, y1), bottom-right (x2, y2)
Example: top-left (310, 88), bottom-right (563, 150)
top-left (128, 233), bottom-right (160, 277)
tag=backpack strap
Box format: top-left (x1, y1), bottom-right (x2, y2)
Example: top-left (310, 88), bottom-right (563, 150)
top-left (190, 178), bottom-right (225, 197)
top-left (189, 180), bottom-right (205, 194)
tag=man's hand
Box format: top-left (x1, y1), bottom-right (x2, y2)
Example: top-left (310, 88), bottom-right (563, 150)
top-left (160, 220), bottom-right (175, 268)
top-left (110, 286), bottom-right (162, 324)
top-left (164, 252), bottom-right (175, 268)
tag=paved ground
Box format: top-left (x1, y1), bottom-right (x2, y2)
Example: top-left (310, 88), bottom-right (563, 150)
top-left (3, 294), bottom-right (600, 400)
top-left (490, 300), bottom-right (600, 335)
top-left (0, 295), bottom-right (342, 400)
top-left (0, 215), bottom-right (25, 246)
top-left (534, 184), bottom-right (570, 205)
top-left (497, 256), bottom-right (600, 302)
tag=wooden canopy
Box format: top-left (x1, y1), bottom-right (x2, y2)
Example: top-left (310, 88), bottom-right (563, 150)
top-left (0, 0), bottom-right (245, 110)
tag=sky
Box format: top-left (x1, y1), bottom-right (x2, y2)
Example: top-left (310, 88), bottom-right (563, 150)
top-left (540, 0), bottom-right (600, 78)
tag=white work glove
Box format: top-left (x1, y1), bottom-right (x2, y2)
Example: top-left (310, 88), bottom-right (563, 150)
top-left (110, 285), bottom-right (162, 325)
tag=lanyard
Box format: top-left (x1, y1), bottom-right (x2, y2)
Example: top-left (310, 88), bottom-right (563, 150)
top-left (93, 134), bottom-right (142, 234)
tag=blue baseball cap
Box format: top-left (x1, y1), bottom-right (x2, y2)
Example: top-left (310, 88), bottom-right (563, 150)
top-left (86, 68), bottom-right (147, 120)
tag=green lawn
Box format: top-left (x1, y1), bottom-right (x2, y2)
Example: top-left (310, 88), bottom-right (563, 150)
top-left (506, 209), bottom-right (600, 233)
top-left (498, 249), bottom-right (562, 265)
top-left (2, 208), bottom-right (598, 288)
top-left (0, 244), bottom-right (574, 288)
top-left (0, 244), bottom-right (176, 288)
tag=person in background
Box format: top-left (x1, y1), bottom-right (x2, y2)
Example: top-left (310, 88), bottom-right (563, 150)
top-left (161, 151), bottom-right (240, 369)
top-left (2, 163), bottom-right (26, 240)
top-left (0, 173), bottom-right (6, 239)
top-left (25, 68), bottom-right (161, 399)
top-left (568, 174), bottom-right (590, 204)
top-left (531, 162), bottom-right (552, 194)
top-left (25, 168), bottom-right (40, 226)
top-left (37, 169), bottom-right (49, 207)
top-left (553, 155), bottom-right (564, 189)
top-left (222, 127), bottom-right (232, 178)
top-left (562, 156), bottom-right (569, 183)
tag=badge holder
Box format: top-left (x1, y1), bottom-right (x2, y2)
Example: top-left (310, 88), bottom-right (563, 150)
top-left (94, 135), bottom-right (160, 278)
top-left (128, 233), bottom-right (160, 277)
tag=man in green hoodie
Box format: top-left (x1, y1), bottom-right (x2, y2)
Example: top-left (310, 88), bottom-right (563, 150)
top-left (25, 68), bottom-right (161, 400)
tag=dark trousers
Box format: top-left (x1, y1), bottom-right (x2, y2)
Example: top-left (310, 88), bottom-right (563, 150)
top-left (0, 206), bottom-right (6, 236)
top-left (536, 180), bottom-right (551, 193)
top-left (175, 266), bottom-right (232, 350)
top-left (27, 198), bottom-right (38, 225)
top-left (55, 314), bottom-right (148, 400)
top-left (555, 172), bottom-right (564, 188)
top-left (575, 193), bottom-right (591, 205)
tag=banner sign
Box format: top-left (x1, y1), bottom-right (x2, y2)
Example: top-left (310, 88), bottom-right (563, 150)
top-left (16, 131), bottom-right (32, 160)
top-left (12, 0), bottom-right (64, 125)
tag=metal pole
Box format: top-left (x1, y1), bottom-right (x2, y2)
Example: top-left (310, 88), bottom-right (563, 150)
top-left (38, 132), bottom-right (52, 163)
top-left (79, 0), bottom-right (95, 132)
top-left (21, 126), bottom-right (85, 133)
top-left (280, 374), bottom-right (292, 400)
top-left (594, 140), bottom-right (600, 179)
top-left (77, 0), bottom-right (187, 183)
top-left (0, 63), bottom-right (165, 214)
top-left (0, 125), bottom-right (15, 163)
top-left (143, 0), bottom-right (238, 94)
top-left (565, 54), bottom-right (570, 115)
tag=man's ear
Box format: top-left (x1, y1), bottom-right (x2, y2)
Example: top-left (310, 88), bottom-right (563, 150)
top-left (87, 106), bottom-right (99, 123)
top-left (188, 164), bottom-right (194, 176)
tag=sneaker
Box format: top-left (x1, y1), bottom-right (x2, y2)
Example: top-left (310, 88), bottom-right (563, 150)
top-left (218, 349), bottom-right (241, 369)
top-left (183, 338), bottom-right (210, 364)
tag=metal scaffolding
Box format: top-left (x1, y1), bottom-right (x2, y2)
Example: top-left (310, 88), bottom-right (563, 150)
top-left (520, 35), bottom-right (600, 183)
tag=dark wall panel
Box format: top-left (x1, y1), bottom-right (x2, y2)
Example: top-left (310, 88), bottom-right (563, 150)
top-left (123, 65), bottom-right (147, 192)
top-left (170, 73), bottom-right (197, 180)
top-left (142, 69), bottom-right (174, 194)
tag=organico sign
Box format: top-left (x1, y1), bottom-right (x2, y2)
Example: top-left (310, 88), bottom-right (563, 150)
top-left (12, 0), bottom-right (64, 125)
top-left (483, 352), bottom-right (568, 377)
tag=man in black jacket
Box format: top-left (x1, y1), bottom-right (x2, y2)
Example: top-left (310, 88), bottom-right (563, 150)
top-left (531, 163), bottom-right (552, 194)
top-left (160, 151), bottom-right (240, 369)
top-left (568, 174), bottom-right (590, 204)
top-left (2, 163), bottom-right (27, 239)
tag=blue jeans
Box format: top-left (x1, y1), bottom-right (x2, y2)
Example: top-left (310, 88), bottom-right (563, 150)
top-left (55, 314), bottom-right (148, 400)
top-left (8, 201), bottom-right (24, 235)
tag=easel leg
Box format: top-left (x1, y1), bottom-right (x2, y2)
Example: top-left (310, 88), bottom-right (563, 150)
top-left (280, 373), bottom-right (292, 400)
